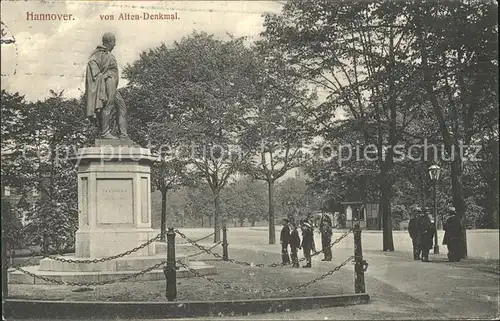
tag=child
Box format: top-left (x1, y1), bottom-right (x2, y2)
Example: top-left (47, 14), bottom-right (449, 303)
top-left (300, 220), bottom-right (315, 268)
top-left (289, 222), bottom-right (301, 268)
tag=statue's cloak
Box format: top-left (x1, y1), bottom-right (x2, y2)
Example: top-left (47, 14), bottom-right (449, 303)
top-left (84, 46), bottom-right (113, 118)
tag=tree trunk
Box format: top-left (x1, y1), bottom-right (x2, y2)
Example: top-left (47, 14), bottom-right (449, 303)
top-left (485, 140), bottom-right (499, 228)
top-left (450, 157), bottom-right (467, 259)
top-left (268, 179), bottom-right (276, 244)
top-left (383, 25), bottom-right (396, 252)
top-left (201, 217), bottom-right (204, 228)
top-left (416, 7), bottom-right (468, 259)
top-left (421, 168), bottom-right (428, 208)
top-left (160, 188), bottom-right (167, 242)
top-left (213, 191), bottom-right (221, 243)
top-left (378, 207), bottom-right (382, 230)
top-left (380, 166), bottom-right (394, 251)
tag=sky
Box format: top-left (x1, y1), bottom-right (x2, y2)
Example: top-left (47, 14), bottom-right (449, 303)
top-left (1, 0), bottom-right (343, 181)
top-left (1, 0), bottom-right (284, 101)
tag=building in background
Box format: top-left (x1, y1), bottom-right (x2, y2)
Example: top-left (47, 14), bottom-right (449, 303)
top-left (340, 201), bottom-right (379, 230)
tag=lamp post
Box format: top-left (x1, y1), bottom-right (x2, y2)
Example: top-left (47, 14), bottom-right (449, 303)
top-left (428, 164), bottom-right (441, 254)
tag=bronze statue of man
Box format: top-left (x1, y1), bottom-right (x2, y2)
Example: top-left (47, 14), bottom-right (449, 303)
top-left (85, 32), bottom-right (128, 139)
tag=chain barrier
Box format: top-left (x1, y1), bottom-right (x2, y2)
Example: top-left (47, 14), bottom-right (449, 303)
top-left (176, 255), bottom-right (354, 294)
top-left (8, 252), bottom-right (42, 269)
top-left (268, 229), bottom-right (354, 267)
top-left (7, 246), bottom-right (62, 269)
top-left (12, 260), bottom-right (167, 287)
top-left (174, 229), bottom-right (247, 264)
top-left (288, 256), bottom-right (354, 291)
top-left (185, 241), bottom-right (223, 258)
top-left (9, 234), bottom-right (162, 267)
top-left (175, 228), bottom-right (353, 269)
top-left (176, 229), bottom-right (220, 245)
top-left (295, 228), bottom-right (353, 264)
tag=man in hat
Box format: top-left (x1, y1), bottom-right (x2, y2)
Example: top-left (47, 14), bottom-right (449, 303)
top-left (319, 213), bottom-right (333, 261)
top-left (419, 213), bottom-right (436, 262)
top-left (408, 207), bottom-right (422, 260)
top-left (443, 206), bottom-right (463, 262)
top-left (300, 219), bottom-right (316, 268)
top-left (280, 218), bottom-right (291, 265)
top-left (289, 222), bottom-right (301, 268)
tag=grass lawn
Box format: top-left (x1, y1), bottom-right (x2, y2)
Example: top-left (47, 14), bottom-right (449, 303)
top-left (8, 248), bottom-right (356, 302)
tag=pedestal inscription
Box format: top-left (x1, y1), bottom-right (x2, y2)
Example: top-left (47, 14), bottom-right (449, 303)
top-left (74, 146), bottom-right (156, 257)
top-left (96, 179), bottom-right (134, 225)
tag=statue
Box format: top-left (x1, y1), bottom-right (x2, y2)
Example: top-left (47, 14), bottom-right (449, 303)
top-left (85, 32), bottom-right (129, 140)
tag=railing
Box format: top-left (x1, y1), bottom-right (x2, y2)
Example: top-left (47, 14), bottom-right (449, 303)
top-left (3, 224), bottom-right (368, 301)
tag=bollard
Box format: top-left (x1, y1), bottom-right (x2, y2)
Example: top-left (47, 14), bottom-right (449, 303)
top-left (353, 224), bottom-right (366, 294)
top-left (163, 227), bottom-right (177, 301)
top-left (222, 225), bottom-right (229, 261)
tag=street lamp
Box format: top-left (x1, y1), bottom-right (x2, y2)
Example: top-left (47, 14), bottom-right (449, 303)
top-left (428, 164), bottom-right (441, 254)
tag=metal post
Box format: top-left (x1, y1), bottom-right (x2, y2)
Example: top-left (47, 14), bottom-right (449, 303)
top-left (353, 224), bottom-right (366, 293)
top-left (164, 227), bottom-right (176, 301)
top-left (222, 225), bottom-right (228, 261)
top-left (1, 198), bottom-right (11, 299)
top-left (433, 182), bottom-right (439, 254)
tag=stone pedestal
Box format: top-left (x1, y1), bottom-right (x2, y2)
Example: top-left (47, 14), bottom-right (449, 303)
top-left (8, 141), bottom-right (217, 284)
top-left (74, 144), bottom-right (157, 258)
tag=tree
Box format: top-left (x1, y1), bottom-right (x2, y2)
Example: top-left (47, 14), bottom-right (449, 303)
top-left (183, 184), bottom-right (215, 227)
top-left (122, 85), bottom-right (195, 241)
top-left (124, 32), bottom-right (257, 242)
top-left (262, 1), bottom-right (430, 251)
top-left (1, 90), bottom-right (26, 152)
top-left (242, 49), bottom-right (316, 244)
top-left (151, 159), bottom-right (193, 240)
top-left (410, 0), bottom-right (498, 257)
top-left (1, 90), bottom-right (94, 251)
top-left (221, 176), bottom-right (267, 227)
top-left (1, 90), bottom-right (38, 193)
top-left (275, 177), bottom-right (321, 224)
top-left (474, 137), bottom-right (499, 228)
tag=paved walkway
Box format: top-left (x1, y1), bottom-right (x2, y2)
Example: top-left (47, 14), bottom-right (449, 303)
top-left (191, 233), bottom-right (499, 320)
top-left (183, 247), bottom-right (498, 320)
top-left (83, 247), bottom-right (497, 320)
top-left (11, 227), bottom-right (499, 320)
top-left (169, 227), bottom-right (500, 319)
top-left (237, 227), bottom-right (500, 260)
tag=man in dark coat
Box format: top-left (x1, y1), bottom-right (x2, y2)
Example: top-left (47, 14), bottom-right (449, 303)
top-left (419, 214), bottom-right (436, 262)
top-left (289, 222), bottom-right (301, 268)
top-left (300, 220), bottom-right (315, 268)
top-left (280, 218), bottom-right (291, 265)
top-left (319, 213), bottom-right (333, 261)
top-left (408, 207), bottom-right (422, 260)
top-left (443, 207), bottom-right (463, 262)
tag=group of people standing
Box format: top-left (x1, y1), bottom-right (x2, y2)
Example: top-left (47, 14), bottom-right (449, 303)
top-left (279, 213), bottom-right (334, 268)
top-left (409, 206), bottom-right (464, 262)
